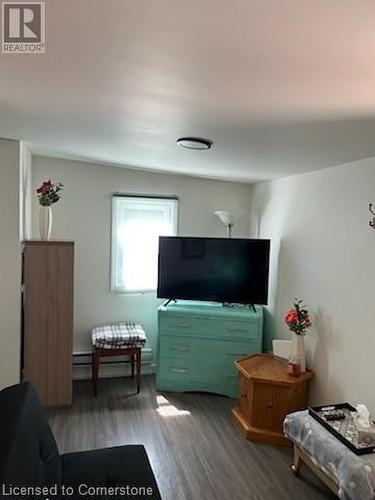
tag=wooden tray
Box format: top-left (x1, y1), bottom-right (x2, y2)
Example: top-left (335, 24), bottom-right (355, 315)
top-left (308, 403), bottom-right (375, 455)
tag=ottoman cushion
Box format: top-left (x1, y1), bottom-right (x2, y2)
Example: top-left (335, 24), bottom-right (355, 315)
top-left (91, 323), bottom-right (146, 349)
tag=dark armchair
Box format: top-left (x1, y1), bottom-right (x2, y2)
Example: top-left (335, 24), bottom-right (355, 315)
top-left (0, 382), bottom-right (161, 499)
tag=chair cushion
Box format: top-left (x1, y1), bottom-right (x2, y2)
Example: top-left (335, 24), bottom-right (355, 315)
top-left (62, 445), bottom-right (161, 499)
top-left (91, 322), bottom-right (147, 349)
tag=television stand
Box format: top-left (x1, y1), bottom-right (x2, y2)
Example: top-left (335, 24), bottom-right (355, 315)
top-left (156, 300), bottom-right (264, 398)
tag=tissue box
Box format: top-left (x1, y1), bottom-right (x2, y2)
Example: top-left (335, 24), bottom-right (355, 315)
top-left (357, 426), bottom-right (375, 446)
top-left (272, 339), bottom-right (292, 360)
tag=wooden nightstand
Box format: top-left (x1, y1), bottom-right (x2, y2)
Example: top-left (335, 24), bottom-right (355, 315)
top-left (232, 353), bottom-right (314, 446)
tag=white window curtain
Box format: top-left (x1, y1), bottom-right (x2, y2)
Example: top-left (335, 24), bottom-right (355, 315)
top-left (111, 196), bottom-right (178, 293)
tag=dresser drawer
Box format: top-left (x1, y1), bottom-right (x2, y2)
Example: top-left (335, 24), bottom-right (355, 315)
top-left (159, 336), bottom-right (257, 361)
top-left (159, 316), bottom-right (195, 335)
top-left (214, 341), bottom-right (259, 360)
top-left (159, 336), bottom-right (194, 358)
top-left (158, 357), bottom-right (206, 383)
top-left (218, 320), bottom-right (259, 340)
top-left (160, 315), bottom-right (260, 341)
top-left (158, 354), bottom-right (239, 385)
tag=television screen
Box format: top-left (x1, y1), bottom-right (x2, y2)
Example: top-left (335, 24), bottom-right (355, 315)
top-left (157, 236), bottom-right (270, 305)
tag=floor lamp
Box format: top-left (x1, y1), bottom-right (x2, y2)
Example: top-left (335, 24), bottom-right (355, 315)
top-left (214, 211), bottom-right (235, 238)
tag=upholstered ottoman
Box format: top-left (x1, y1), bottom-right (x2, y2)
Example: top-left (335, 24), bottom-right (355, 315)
top-left (91, 323), bottom-right (147, 396)
top-left (284, 410), bottom-right (375, 500)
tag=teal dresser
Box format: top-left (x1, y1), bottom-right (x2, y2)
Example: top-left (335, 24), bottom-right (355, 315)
top-left (156, 301), bottom-right (263, 398)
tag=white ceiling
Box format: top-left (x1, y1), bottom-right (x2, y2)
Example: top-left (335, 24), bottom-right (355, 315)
top-left (2, 0), bottom-right (375, 182)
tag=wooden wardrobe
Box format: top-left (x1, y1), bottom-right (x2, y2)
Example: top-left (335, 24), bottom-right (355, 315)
top-left (22, 241), bottom-right (74, 407)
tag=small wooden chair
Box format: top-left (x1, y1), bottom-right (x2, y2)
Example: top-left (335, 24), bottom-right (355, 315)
top-left (91, 323), bottom-right (147, 397)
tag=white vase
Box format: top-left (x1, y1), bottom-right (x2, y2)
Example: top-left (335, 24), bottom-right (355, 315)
top-left (39, 206), bottom-right (53, 240)
top-left (291, 334), bottom-right (306, 372)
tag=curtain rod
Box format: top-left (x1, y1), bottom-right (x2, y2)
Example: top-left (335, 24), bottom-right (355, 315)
top-left (113, 193), bottom-right (179, 200)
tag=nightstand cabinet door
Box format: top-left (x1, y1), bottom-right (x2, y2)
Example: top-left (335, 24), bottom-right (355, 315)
top-left (252, 382), bottom-right (281, 431)
top-left (238, 375), bottom-right (252, 420)
top-left (252, 381), bottom-right (309, 432)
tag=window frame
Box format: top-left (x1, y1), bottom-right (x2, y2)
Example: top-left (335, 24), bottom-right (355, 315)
top-left (110, 194), bottom-right (179, 294)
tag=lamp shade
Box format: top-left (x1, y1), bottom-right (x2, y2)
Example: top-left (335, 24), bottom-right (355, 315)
top-left (214, 210), bottom-right (234, 226)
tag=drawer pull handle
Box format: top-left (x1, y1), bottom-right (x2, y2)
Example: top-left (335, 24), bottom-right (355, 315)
top-left (169, 324), bottom-right (192, 329)
top-left (170, 367), bottom-right (188, 373)
top-left (225, 352), bottom-right (247, 356)
top-left (267, 401), bottom-right (273, 408)
top-left (226, 328), bottom-right (247, 334)
top-left (172, 346), bottom-right (190, 351)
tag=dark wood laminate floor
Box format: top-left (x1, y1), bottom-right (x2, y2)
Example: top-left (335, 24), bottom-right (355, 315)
top-left (48, 376), bottom-right (335, 500)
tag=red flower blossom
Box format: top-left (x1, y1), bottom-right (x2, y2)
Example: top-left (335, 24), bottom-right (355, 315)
top-left (285, 309), bottom-right (298, 325)
top-left (284, 299), bottom-right (312, 336)
top-left (36, 180), bottom-right (63, 207)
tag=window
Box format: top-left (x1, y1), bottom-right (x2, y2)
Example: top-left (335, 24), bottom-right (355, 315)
top-left (111, 195), bottom-right (178, 293)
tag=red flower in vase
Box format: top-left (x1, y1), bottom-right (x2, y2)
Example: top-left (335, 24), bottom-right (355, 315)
top-left (284, 299), bottom-right (312, 336)
top-left (36, 180), bottom-right (63, 207)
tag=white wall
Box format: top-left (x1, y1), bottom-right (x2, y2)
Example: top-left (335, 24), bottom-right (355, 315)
top-left (31, 156), bottom-right (252, 375)
top-left (251, 158), bottom-right (375, 410)
top-left (0, 139), bottom-right (21, 389)
top-left (20, 144), bottom-right (32, 240)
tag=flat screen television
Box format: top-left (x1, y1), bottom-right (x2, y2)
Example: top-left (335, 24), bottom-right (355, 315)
top-left (157, 236), bottom-right (270, 305)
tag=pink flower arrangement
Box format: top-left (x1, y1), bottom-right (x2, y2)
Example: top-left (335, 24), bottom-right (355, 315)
top-left (36, 180), bottom-right (63, 206)
top-left (284, 299), bottom-right (312, 336)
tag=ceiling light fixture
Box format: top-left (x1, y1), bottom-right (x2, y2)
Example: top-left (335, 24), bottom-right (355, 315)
top-left (176, 137), bottom-right (213, 150)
